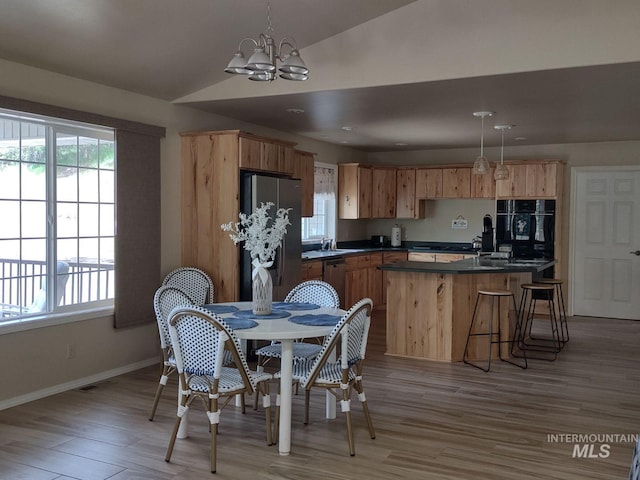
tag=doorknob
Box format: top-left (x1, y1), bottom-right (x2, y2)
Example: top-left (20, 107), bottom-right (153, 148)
top-left (631, 250), bottom-right (640, 256)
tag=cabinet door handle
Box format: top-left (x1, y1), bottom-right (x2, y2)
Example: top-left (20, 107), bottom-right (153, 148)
top-left (631, 250), bottom-right (640, 256)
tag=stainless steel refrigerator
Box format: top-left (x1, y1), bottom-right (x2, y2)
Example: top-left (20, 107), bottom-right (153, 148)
top-left (240, 173), bottom-right (302, 301)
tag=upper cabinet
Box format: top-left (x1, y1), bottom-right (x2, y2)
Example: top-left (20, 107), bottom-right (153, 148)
top-left (442, 168), bottom-right (471, 198)
top-left (371, 167), bottom-right (397, 218)
top-left (338, 163), bottom-right (372, 219)
top-left (470, 166), bottom-right (496, 198)
top-left (238, 134), bottom-right (296, 175)
top-left (396, 169), bottom-right (425, 219)
top-left (415, 168), bottom-right (443, 199)
top-left (292, 150), bottom-right (315, 218)
top-left (338, 160), bottom-right (563, 218)
top-left (496, 161), bottom-right (561, 198)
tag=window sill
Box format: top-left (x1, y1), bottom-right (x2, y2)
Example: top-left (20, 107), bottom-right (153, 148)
top-left (0, 306), bottom-right (115, 335)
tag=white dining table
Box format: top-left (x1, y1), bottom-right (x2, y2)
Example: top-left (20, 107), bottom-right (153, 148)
top-left (176, 301), bottom-right (344, 456)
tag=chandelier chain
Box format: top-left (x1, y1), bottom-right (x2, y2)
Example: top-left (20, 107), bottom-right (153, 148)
top-left (266, 0), bottom-right (274, 33)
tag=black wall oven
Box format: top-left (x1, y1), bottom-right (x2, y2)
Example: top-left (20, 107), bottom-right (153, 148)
top-left (496, 199), bottom-right (556, 277)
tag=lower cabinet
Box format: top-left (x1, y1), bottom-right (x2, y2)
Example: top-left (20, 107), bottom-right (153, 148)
top-left (301, 260), bottom-right (323, 281)
top-left (344, 253), bottom-right (383, 308)
top-left (408, 252), bottom-right (474, 262)
top-left (381, 251), bottom-right (408, 305)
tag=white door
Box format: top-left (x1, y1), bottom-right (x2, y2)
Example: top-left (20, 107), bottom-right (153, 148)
top-left (572, 168), bottom-right (640, 319)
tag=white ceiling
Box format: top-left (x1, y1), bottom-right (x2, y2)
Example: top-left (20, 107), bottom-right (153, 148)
top-left (1, 0), bottom-right (639, 152)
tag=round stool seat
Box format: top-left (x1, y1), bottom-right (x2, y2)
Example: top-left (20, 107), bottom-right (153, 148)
top-left (521, 283), bottom-right (554, 291)
top-left (477, 289), bottom-right (513, 296)
top-left (535, 278), bottom-right (563, 285)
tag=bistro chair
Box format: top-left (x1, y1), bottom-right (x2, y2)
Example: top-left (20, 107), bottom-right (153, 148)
top-left (164, 305), bottom-right (273, 474)
top-left (276, 298), bottom-right (375, 456)
top-left (148, 285), bottom-right (195, 421)
top-left (162, 267), bottom-right (214, 305)
top-left (254, 280), bottom-right (340, 408)
top-left (256, 280), bottom-right (340, 367)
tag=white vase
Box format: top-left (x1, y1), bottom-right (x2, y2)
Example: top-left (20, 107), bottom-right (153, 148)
top-left (252, 269), bottom-right (273, 315)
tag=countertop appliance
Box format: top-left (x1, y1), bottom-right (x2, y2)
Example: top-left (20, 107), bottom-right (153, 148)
top-left (496, 199), bottom-right (556, 278)
top-left (481, 214), bottom-right (494, 252)
top-left (371, 235), bottom-right (390, 247)
top-left (240, 173), bottom-right (301, 302)
top-left (391, 224), bottom-right (402, 247)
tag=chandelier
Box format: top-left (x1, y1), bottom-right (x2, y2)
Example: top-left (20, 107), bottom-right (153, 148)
top-left (472, 111), bottom-right (493, 175)
top-left (224, 1), bottom-right (309, 82)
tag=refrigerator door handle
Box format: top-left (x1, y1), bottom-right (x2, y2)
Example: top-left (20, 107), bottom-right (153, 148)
top-left (276, 238), bottom-right (285, 286)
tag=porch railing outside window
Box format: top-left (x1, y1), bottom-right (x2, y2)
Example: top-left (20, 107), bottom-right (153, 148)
top-left (0, 109), bottom-right (116, 323)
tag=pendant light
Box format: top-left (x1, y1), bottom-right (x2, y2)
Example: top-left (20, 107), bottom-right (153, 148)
top-left (472, 111), bottom-right (493, 175)
top-left (493, 124), bottom-right (513, 181)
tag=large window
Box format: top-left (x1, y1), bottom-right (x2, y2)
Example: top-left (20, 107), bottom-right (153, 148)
top-left (302, 163), bottom-right (337, 243)
top-left (0, 109), bottom-right (116, 323)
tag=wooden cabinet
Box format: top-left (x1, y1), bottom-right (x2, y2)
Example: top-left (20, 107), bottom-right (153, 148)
top-left (415, 168), bottom-right (443, 199)
top-left (371, 167), bottom-right (397, 218)
top-left (238, 134), bottom-right (296, 175)
top-left (338, 163), bottom-right (372, 219)
top-left (442, 167), bottom-right (471, 198)
top-left (301, 260), bottom-right (323, 281)
top-left (344, 252), bottom-right (383, 308)
top-left (381, 251), bottom-right (408, 305)
top-left (181, 130), bottom-right (300, 302)
top-left (396, 169), bottom-right (425, 219)
top-left (408, 252), bottom-right (474, 262)
top-left (471, 166), bottom-right (496, 198)
top-left (496, 161), bottom-right (560, 198)
top-left (408, 252), bottom-right (436, 262)
top-left (293, 150), bottom-right (315, 218)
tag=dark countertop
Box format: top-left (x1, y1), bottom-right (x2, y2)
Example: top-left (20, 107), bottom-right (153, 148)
top-left (302, 247), bottom-right (406, 261)
top-left (378, 257), bottom-right (555, 274)
top-left (301, 241), bottom-right (477, 261)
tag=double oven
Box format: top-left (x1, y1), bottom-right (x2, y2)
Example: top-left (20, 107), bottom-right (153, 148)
top-left (496, 199), bottom-right (556, 277)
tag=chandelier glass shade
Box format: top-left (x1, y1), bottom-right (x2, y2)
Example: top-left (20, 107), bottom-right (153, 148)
top-left (472, 111), bottom-right (493, 175)
top-left (493, 124), bottom-right (513, 181)
top-left (224, 2), bottom-right (309, 82)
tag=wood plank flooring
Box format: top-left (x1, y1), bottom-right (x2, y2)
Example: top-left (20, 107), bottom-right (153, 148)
top-left (1, 313), bottom-right (639, 479)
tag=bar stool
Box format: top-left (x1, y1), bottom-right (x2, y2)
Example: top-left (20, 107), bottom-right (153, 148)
top-left (535, 278), bottom-right (569, 348)
top-left (463, 288), bottom-right (527, 372)
top-left (516, 283), bottom-right (561, 361)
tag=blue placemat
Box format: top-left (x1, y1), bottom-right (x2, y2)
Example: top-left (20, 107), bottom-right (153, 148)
top-left (233, 309), bottom-right (292, 320)
top-left (273, 302), bottom-right (320, 311)
top-left (223, 318), bottom-right (258, 330)
top-left (288, 314), bottom-right (341, 326)
top-left (203, 304), bottom-right (239, 314)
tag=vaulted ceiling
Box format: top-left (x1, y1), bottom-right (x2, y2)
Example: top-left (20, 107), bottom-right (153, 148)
top-left (1, 0), bottom-right (639, 151)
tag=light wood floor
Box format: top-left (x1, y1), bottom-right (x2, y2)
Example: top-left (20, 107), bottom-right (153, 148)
top-left (1, 312), bottom-right (639, 479)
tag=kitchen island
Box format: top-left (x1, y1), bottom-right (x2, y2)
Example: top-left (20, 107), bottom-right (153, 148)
top-left (379, 257), bottom-right (555, 362)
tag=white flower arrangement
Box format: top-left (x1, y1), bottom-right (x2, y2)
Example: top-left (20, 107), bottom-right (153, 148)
top-left (221, 202), bottom-right (291, 265)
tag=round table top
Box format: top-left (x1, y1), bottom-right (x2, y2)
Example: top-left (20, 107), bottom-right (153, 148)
top-left (213, 301), bottom-right (345, 341)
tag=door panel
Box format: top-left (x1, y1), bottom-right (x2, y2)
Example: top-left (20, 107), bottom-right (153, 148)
top-left (573, 169), bottom-right (640, 319)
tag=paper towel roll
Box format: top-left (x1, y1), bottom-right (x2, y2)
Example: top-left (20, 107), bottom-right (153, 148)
top-left (391, 224), bottom-right (401, 247)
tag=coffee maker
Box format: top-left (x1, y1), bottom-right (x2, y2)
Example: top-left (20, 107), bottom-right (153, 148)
top-left (481, 214), bottom-right (494, 252)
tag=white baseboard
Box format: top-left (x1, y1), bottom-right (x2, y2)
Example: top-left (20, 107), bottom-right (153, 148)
top-left (0, 357), bottom-right (159, 411)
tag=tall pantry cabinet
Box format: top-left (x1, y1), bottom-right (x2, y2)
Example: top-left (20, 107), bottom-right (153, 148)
top-left (181, 130), bottom-right (312, 302)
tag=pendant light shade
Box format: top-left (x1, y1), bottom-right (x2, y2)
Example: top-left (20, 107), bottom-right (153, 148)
top-left (494, 124), bottom-right (514, 181)
top-left (472, 111), bottom-right (493, 175)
